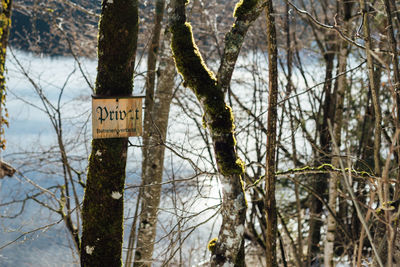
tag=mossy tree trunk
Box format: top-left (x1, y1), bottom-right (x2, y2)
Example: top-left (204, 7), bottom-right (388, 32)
top-left (264, 1), bottom-right (278, 266)
top-left (80, 0), bottom-right (138, 266)
top-left (0, 0), bottom-right (12, 150)
top-left (169, 0), bottom-right (264, 266)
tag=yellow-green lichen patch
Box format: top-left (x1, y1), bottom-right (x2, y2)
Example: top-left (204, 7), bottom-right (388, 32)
top-left (214, 137), bottom-right (244, 176)
top-left (0, 0), bottom-right (12, 150)
top-left (202, 114), bottom-right (207, 129)
top-left (275, 163), bottom-right (374, 177)
top-left (207, 237), bottom-right (218, 253)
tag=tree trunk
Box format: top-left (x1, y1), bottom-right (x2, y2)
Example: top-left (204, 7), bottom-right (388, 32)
top-left (128, 1), bottom-right (169, 266)
top-left (265, 0), bottom-right (278, 266)
top-left (168, 0), bottom-right (265, 265)
top-left (383, 0), bottom-right (400, 264)
top-left (133, 32), bottom-right (177, 267)
top-left (168, 0), bottom-right (265, 266)
top-left (324, 40), bottom-right (348, 267)
top-left (169, 17), bottom-right (246, 264)
top-left (0, 0), bottom-right (12, 150)
top-left (80, 0), bottom-right (139, 266)
top-left (358, 0), bottom-right (384, 266)
top-left (307, 50), bottom-right (335, 266)
top-left (324, 3), bottom-right (353, 265)
top-left (359, 0), bottom-right (381, 177)
top-left (139, 0), bottom-right (165, 181)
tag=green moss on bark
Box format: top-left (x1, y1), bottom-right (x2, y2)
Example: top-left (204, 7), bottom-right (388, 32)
top-left (170, 22), bottom-right (218, 93)
top-left (233, 0), bottom-right (258, 19)
top-left (81, 0), bottom-right (138, 266)
top-left (215, 138), bottom-right (245, 176)
top-left (170, 22), bottom-right (244, 176)
top-left (0, 0), bottom-right (12, 149)
top-left (169, 2), bottom-right (253, 265)
top-left (95, 0), bottom-right (139, 96)
top-left (82, 139), bottom-right (128, 266)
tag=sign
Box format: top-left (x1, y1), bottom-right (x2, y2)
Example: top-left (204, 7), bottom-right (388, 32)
top-left (92, 96), bottom-right (143, 139)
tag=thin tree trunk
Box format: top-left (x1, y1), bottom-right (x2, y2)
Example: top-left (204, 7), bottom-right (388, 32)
top-left (0, 0), bottom-right (12, 151)
top-left (124, 186), bottom-right (142, 267)
top-left (358, 0), bottom-right (385, 265)
top-left (382, 0), bottom-right (400, 264)
top-left (169, 16), bottom-right (246, 264)
top-left (382, 0), bottom-right (400, 130)
top-left (265, 0), bottom-right (278, 266)
top-left (307, 50), bottom-right (335, 266)
top-left (132, 1), bottom-right (167, 266)
top-left (140, 0), bottom-right (165, 174)
top-left (133, 32), bottom-right (176, 267)
top-left (285, 3), bottom-right (304, 265)
top-left (324, 39), bottom-right (348, 267)
top-left (80, 0), bottom-right (139, 266)
top-left (324, 3), bottom-right (352, 265)
top-left (359, 0), bottom-right (381, 177)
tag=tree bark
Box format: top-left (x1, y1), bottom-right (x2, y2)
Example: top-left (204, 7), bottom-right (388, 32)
top-left (80, 0), bottom-right (138, 266)
top-left (0, 0), bottom-right (12, 150)
top-left (382, 0), bottom-right (400, 264)
top-left (129, 1), bottom-right (170, 266)
top-left (358, 0), bottom-right (384, 266)
top-left (324, 3), bottom-right (352, 265)
top-left (140, 0), bottom-right (165, 175)
top-left (168, 0), bottom-right (264, 265)
top-left (324, 42), bottom-right (347, 267)
top-left (382, 0), bottom-right (400, 127)
top-left (133, 31), bottom-right (177, 267)
top-left (359, 0), bottom-right (381, 177)
top-left (265, 0), bottom-right (278, 266)
top-left (307, 49), bottom-right (335, 266)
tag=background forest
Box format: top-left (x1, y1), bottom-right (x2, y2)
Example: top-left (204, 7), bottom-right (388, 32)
top-left (1, 0), bottom-right (400, 266)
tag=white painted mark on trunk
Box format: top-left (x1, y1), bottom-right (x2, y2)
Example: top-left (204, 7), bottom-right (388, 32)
top-left (111, 191), bottom-right (122, 200)
top-left (85, 245), bottom-right (95, 255)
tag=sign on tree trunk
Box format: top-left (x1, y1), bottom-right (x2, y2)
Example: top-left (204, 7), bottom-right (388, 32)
top-left (92, 96), bottom-right (142, 139)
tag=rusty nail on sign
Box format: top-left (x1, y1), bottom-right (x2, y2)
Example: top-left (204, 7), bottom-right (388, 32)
top-left (92, 95), bottom-right (143, 139)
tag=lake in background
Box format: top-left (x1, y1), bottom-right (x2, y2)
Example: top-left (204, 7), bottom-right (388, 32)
top-left (0, 50), bottom-right (221, 266)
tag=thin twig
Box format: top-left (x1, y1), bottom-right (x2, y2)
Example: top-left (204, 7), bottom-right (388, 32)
top-left (0, 220), bottom-right (62, 250)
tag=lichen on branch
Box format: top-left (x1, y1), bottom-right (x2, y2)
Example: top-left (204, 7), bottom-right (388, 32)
top-left (170, 21), bottom-right (244, 176)
top-left (233, 0), bottom-right (259, 19)
top-left (0, 0), bottom-right (12, 150)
